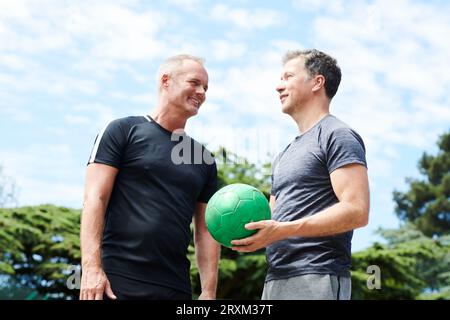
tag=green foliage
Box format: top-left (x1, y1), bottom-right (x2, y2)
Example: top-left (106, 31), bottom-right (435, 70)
top-left (0, 205), bottom-right (80, 299)
top-left (351, 223), bottom-right (450, 299)
top-left (393, 131), bottom-right (450, 237)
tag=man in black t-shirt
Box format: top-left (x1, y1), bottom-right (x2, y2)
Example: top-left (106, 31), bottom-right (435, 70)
top-left (79, 55), bottom-right (220, 300)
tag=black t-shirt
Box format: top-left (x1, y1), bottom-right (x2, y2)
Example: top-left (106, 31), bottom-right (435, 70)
top-left (87, 115), bottom-right (217, 293)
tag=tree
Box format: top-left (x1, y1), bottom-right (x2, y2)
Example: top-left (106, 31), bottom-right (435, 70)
top-left (393, 131), bottom-right (450, 237)
top-left (353, 131), bottom-right (450, 299)
top-left (351, 224), bottom-right (450, 299)
top-left (0, 205), bottom-right (80, 299)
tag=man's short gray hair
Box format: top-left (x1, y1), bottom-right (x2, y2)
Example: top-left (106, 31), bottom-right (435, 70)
top-left (283, 49), bottom-right (341, 100)
top-left (157, 54), bottom-right (205, 84)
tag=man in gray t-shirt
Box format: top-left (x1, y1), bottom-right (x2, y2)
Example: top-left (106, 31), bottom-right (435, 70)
top-left (232, 50), bottom-right (370, 300)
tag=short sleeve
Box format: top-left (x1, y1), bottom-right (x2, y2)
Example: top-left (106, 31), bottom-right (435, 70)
top-left (270, 153), bottom-right (282, 196)
top-left (197, 161), bottom-right (218, 203)
top-left (87, 119), bottom-right (128, 168)
top-left (325, 127), bottom-right (367, 174)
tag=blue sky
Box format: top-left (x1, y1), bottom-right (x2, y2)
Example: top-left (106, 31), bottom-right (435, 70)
top-left (1, 0), bottom-right (449, 252)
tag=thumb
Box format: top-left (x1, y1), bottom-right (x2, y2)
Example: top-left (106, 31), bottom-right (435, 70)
top-left (105, 279), bottom-right (117, 300)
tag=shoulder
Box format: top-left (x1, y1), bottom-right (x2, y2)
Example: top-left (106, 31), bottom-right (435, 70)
top-left (104, 115), bottom-right (149, 134)
top-left (273, 150), bottom-right (284, 167)
top-left (108, 115), bottom-right (149, 128)
top-left (318, 115), bottom-right (365, 148)
top-left (319, 115), bottom-right (353, 134)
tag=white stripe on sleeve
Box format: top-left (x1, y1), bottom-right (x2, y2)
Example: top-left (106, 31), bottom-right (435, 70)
top-left (88, 123), bottom-right (110, 164)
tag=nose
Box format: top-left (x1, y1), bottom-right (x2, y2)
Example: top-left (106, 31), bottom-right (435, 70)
top-left (276, 81), bottom-right (285, 94)
top-left (196, 86), bottom-right (206, 102)
top-left (197, 86), bottom-right (205, 95)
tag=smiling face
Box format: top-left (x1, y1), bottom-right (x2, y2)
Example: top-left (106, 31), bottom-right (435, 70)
top-left (276, 56), bottom-right (315, 115)
top-left (163, 59), bottom-right (209, 117)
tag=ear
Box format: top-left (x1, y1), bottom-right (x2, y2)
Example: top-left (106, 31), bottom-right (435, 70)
top-left (160, 73), bottom-right (170, 90)
top-left (312, 75), bottom-right (325, 93)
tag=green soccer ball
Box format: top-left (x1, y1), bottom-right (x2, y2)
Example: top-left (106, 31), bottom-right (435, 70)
top-left (205, 183), bottom-right (271, 247)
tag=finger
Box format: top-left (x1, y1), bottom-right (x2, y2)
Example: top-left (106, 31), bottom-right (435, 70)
top-left (80, 289), bottom-right (90, 300)
top-left (82, 292), bottom-right (89, 300)
top-left (231, 235), bottom-right (255, 246)
top-left (87, 290), bottom-right (96, 300)
top-left (105, 280), bottom-right (117, 300)
top-left (244, 221), bottom-right (263, 230)
top-left (230, 239), bottom-right (247, 246)
top-left (88, 289), bottom-right (97, 300)
top-left (232, 246), bottom-right (251, 252)
top-left (94, 289), bottom-right (104, 300)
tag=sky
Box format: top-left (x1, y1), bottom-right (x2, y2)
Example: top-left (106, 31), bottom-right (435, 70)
top-left (1, 0), bottom-right (449, 252)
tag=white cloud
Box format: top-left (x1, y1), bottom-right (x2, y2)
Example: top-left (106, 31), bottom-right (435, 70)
top-left (45, 126), bottom-right (67, 137)
top-left (13, 177), bottom-right (84, 208)
top-left (293, 0), bottom-right (344, 14)
top-left (211, 40), bottom-right (247, 61)
top-left (130, 92), bottom-right (156, 105)
top-left (72, 57), bottom-right (121, 80)
top-left (70, 3), bottom-right (166, 61)
top-left (203, 41), bottom-right (307, 126)
top-left (210, 4), bottom-right (283, 31)
top-left (271, 40), bottom-right (306, 53)
top-left (0, 54), bottom-right (29, 71)
top-left (0, 60), bottom-right (99, 97)
top-left (73, 103), bottom-right (117, 132)
top-left (0, 0), bottom-right (31, 20)
top-left (0, 105), bottom-right (33, 123)
top-left (165, 0), bottom-right (200, 11)
top-left (65, 115), bottom-right (91, 125)
top-left (0, 144), bottom-right (84, 208)
top-left (0, 1), bottom-right (167, 61)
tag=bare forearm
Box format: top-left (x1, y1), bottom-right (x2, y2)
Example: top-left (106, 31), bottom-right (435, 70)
top-left (285, 201), bottom-right (369, 238)
top-left (195, 230), bottom-right (220, 294)
top-left (80, 199), bottom-right (107, 268)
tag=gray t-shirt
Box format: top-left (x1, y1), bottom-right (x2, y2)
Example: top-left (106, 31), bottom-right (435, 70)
top-left (267, 114), bottom-right (367, 281)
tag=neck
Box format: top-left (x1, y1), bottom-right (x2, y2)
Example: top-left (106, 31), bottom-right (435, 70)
top-left (150, 102), bottom-right (188, 132)
top-left (291, 99), bottom-right (330, 134)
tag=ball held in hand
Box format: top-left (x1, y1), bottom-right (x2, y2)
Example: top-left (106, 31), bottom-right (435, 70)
top-left (205, 183), bottom-right (271, 247)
